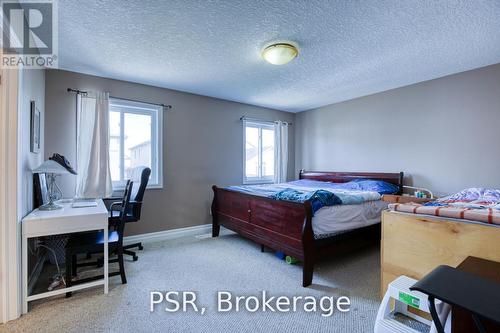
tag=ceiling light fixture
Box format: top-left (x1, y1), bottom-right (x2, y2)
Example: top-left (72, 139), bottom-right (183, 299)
top-left (262, 43), bottom-right (298, 65)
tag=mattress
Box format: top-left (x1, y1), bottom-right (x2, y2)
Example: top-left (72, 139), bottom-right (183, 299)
top-left (313, 200), bottom-right (388, 238)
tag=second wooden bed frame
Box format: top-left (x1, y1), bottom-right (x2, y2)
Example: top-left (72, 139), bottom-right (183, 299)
top-left (381, 210), bottom-right (500, 296)
top-left (211, 170), bottom-right (404, 287)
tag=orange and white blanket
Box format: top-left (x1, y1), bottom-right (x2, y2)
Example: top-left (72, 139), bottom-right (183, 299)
top-left (388, 202), bottom-right (500, 225)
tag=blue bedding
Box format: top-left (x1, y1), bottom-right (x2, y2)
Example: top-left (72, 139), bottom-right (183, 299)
top-left (227, 179), bottom-right (394, 215)
top-left (270, 189), bottom-right (342, 213)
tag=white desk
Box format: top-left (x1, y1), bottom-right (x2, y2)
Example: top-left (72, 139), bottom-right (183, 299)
top-left (21, 199), bottom-right (109, 313)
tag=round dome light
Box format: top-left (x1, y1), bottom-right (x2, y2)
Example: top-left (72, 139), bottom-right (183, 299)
top-left (262, 43), bottom-right (298, 65)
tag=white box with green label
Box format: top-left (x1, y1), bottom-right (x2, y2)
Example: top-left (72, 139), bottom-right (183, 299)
top-left (374, 275), bottom-right (451, 333)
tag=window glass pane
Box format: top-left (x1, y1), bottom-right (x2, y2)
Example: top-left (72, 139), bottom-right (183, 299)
top-left (109, 98), bottom-right (162, 189)
top-left (245, 126), bottom-right (259, 178)
top-left (262, 128), bottom-right (275, 177)
top-left (109, 110), bottom-right (121, 181)
top-left (124, 112), bottom-right (152, 180)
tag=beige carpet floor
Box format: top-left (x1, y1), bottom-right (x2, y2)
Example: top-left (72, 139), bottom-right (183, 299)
top-left (0, 233), bottom-right (381, 333)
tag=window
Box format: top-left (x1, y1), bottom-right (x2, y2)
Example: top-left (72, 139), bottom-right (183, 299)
top-left (109, 98), bottom-right (163, 189)
top-left (243, 120), bottom-right (275, 184)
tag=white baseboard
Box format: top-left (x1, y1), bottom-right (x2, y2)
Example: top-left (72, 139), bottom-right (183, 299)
top-left (123, 224), bottom-right (213, 246)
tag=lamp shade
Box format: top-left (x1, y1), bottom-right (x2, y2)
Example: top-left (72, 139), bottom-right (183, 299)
top-left (32, 160), bottom-right (71, 174)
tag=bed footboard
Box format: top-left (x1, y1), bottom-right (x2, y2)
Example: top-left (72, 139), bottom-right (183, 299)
top-left (211, 186), bottom-right (315, 286)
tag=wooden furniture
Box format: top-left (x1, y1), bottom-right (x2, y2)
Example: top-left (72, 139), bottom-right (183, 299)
top-left (65, 181), bottom-right (133, 297)
top-left (381, 210), bottom-right (500, 296)
top-left (21, 199), bottom-right (109, 313)
top-left (212, 170), bottom-right (404, 287)
top-left (451, 257), bottom-right (500, 333)
top-left (105, 167), bottom-right (151, 261)
top-left (411, 263), bottom-right (500, 333)
top-left (381, 194), bottom-right (433, 204)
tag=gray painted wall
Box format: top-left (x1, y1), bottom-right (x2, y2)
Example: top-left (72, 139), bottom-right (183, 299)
top-left (18, 69), bottom-right (45, 280)
top-left (45, 69), bottom-right (295, 235)
top-left (295, 63), bottom-right (500, 197)
top-left (19, 69), bottom-right (45, 219)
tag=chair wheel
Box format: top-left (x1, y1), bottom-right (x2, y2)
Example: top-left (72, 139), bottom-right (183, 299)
top-left (138, 245), bottom-right (144, 250)
top-left (133, 255), bottom-right (138, 261)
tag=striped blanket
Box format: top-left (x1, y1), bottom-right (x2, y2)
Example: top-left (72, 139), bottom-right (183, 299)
top-left (388, 188), bottom-right (500, 225)
top-left (388, 202), bottom-right (500, 225)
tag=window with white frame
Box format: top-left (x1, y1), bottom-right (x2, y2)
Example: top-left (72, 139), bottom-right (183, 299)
top-left (243, 120), bottom-right (275, 184)
top-left (109, 98), bottom-right (163, 189)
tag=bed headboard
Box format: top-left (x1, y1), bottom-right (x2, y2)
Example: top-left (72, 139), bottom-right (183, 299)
top-left (299, 170), bottom-right (404, 194)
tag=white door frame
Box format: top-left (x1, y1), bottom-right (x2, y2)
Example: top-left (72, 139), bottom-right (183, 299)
top-left (0, 63), bottom-right (21, 322)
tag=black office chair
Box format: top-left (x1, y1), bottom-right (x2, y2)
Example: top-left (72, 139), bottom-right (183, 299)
top-left (65, 180), bottom-right (133, 297)
top-left (107, 166), bottom-right (151, 261)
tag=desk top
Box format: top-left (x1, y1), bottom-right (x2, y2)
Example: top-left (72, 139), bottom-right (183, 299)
top-left (411, 264), bottom-right (500, 325)
top-left (453, 257), bottom-right (500, 332)
top-left (23, 199), bottom-right (107, 221)
top-left (22, 199), bottom-right (108, 237)
top-left (457, 256), bottom-right (500, 283)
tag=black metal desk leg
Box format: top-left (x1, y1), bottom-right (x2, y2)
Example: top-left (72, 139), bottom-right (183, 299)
top-left (471, 313), bottom-right (487, 333)
top-left (428, 296), bottom-right (445, 333)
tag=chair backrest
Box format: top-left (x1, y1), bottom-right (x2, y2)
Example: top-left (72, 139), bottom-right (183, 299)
top-left (128, 166), bottom-right (151, 219)
top-left (117, 180), bottom-right (133, 244)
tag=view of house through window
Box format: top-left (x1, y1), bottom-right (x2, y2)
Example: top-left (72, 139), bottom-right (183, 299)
top-left (244, 120), bottom-right (275, 184)
top-left (109, 98), bottom-right (163, 189)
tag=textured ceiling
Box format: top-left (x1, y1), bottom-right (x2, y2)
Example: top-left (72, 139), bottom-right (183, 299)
top-left (59, 1), bottom-right (500, 112)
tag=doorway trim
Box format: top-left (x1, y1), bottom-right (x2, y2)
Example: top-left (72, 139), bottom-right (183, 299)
top-left (0, 62), bottom-right (21, 323)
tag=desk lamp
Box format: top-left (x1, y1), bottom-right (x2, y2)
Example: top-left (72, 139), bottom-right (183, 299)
top-left (32, 160), bottom-right (70, 210)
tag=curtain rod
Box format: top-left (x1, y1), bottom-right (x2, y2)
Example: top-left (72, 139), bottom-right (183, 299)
top-left (67, 88), bottom-right (172, 109)
top-left (240, 116), bottom-right (292, 125)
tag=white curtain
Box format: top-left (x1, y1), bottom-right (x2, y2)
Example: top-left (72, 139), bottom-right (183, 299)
top-left (75, 92), bottom-right (113, 198)
top-left (274, 121), bottom-right (289, 183)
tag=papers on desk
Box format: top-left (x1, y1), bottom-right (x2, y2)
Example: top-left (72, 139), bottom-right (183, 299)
top-left (72, 199), bottom-right (98, 208)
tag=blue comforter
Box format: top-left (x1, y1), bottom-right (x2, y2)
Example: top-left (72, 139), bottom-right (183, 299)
top-left (227, 179), bottom-right (383, 215)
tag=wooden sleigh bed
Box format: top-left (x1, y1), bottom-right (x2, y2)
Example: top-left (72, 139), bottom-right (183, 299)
top-left (211, 170), bottom-right (404, 287)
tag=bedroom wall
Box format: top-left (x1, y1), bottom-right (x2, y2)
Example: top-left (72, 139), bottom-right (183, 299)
top-left (17, 69), bottom-right (45, 300)
top-left (44, 69), bottom-right (295, 235)
top-left (295, 63), bottom-right (500, 197)
top-left (18, 69), bottom-right (45, 219)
